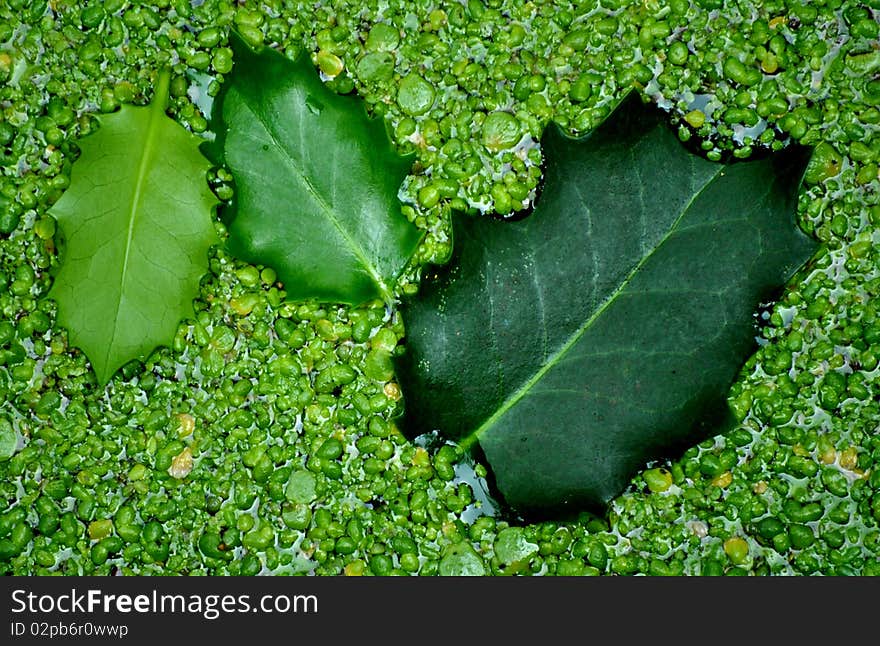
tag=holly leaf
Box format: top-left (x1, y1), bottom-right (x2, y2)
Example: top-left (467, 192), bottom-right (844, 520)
top-left (49, 70), bottom-right (219, 385)
top-left (206, 33), bottom-right (422, 305)
top-left (397, 95), bottom-right (816, 515)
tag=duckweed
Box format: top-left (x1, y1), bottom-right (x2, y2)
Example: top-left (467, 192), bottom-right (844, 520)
top-left (0, 0), bottom-right (878, 577)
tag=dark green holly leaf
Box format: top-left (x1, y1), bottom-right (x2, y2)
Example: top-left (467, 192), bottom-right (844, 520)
top-left (206, 34), bottom-right (422, 305)
top-left (397, 95), bottom-right (816, 515)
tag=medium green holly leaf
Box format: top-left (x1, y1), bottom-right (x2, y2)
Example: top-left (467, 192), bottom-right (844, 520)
top-left (206, 34), bottom-right (422, 305)
top-left (49, 70), bottom-right (219, 385)
top-left (397, 94), bottom-right (816, 515)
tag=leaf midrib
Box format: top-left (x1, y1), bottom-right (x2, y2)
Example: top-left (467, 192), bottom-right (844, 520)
top-left (234, 88), bottom-right (392, 302)
top-left (105, 69), bottom-right (170, 370)
top-left (460, 161), bottom-right (724, 450)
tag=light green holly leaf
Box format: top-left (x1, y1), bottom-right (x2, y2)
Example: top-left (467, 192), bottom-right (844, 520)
top-left (49, 70), bottom-right (219, 385)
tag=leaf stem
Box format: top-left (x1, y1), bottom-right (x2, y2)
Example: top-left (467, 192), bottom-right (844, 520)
top-left (153, 68), bottom-right (172, 113)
